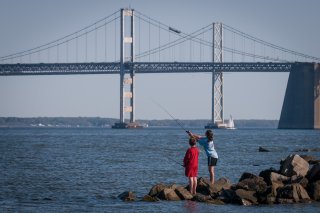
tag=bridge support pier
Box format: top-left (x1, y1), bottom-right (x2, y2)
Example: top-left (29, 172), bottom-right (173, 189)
top-left (278, 63), bottom-right (320, 129)
top-left (205, 22), bottom-right (225, 129)
top-left (113, 8), bottom-right (140, 129)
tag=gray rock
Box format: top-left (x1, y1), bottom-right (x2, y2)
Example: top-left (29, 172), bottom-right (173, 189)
top-left (259, 146), bottom-right (270, 152)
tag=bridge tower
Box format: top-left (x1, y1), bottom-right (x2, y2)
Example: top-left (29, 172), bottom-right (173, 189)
top-left (206, 23), bottom-right (224, 129)
top-left (113, 8), bottom-right (138, 128)
top-left (278, 63), bottom-right (320, 129)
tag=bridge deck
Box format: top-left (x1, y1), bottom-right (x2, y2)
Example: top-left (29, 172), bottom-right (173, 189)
top-left (0, 62), bottom-right (293, 75)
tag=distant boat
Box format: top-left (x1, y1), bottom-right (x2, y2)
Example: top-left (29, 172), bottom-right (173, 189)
top-left (226, 115), bottom-right (236, 130)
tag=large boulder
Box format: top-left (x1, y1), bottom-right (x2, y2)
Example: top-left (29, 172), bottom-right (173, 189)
top-left (259, 181), bottom-right (284, 204)
top-left (234, 176), bottom-right (267, 194)
top-left (175, 186), bottom-right (193, 200)
top-left (148, 183), bottom-right (167, 197)
top-left (239, 172), bottom-right (259, 182)
top-left (158, 188), bottom-right (181, 201)
top-left (306, 163), bottom-right (320, 183)
top-left (213, 177), bottom-right (232, 194)
top-left (235, 189), bottom-right (258, 205)
top-left (218, 189), bottom-right (237, 204)
top-left (196, 177), bottom-right (214, 195)
top-left (280, 154), bottom-right (309, 177)
top-left (300, 155), bottom-right (319, 164)
top-left (259, 167), bottom-right (279, 185)
top-left (288, 175), bottom-right (308, 188)
top-left (192, 193), bottom-right (212, 202)
top-left (118, 191), bottom-right (136, 201)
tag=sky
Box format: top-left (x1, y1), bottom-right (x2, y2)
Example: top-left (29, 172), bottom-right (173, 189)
top-left (0, 0), bottom-right (319, 120)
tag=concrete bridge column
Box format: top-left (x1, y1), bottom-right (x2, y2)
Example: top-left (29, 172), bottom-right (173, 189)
top-left (278, 63), bottom-right (320, 129)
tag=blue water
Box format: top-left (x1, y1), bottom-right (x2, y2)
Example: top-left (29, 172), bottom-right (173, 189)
top-left (0, 127), bottom-right (319, 212)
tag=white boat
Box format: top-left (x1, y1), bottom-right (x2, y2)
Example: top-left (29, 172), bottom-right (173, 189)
top-left (226, 115), bottom-right (236, 129)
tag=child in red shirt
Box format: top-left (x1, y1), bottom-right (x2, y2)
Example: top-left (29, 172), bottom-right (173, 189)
top-left (183, 137), bottom-right (199, 195)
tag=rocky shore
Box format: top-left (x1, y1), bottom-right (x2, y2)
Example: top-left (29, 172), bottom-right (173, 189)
top-left (118, 154), bottom-right (320, 205)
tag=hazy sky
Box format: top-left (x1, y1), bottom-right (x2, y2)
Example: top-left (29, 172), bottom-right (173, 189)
top-left (0, 0), bottom-right (319, 120)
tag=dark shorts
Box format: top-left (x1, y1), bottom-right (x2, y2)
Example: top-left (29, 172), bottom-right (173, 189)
top-left (208, 156), bottom-right (218, 166)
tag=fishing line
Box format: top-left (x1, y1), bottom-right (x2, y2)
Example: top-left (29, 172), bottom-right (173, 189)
top-left (151, 99), bottom-right (188, 133)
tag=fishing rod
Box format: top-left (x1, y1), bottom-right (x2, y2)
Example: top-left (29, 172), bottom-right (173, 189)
top-left (151, 99), bottom-right (189, 133)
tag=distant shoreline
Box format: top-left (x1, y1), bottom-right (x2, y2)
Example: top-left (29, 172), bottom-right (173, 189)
top-left (0, 117), bottom-right (279, 129)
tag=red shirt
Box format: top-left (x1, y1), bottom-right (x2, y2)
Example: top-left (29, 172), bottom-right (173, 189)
top-left (183, 146), bottom-right (199, 177)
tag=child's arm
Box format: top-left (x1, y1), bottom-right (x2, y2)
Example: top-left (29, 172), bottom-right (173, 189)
top-left (187, 131), bottom-right (201, 140)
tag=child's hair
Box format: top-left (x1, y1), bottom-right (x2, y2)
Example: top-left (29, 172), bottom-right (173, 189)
top-left (205, 130), bottom-right (214, 141)
top-left (189, 137), bottom-right (197, 146)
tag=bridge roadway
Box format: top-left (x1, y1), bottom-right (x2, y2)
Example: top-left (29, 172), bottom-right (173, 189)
top-left (0, 62), bottom-right (293, 75)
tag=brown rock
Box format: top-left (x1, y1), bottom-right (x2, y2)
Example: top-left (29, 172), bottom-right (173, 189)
top-left (259, 167), bottom-right (279, 185)
top-left (235, 176), bottom-right (267, 193)
top-left (192, 193), bottom-right (212, 202)
top-left (158, 188), bottom-right (181, 201)
top-left (289, 175), bottom-right (308, 188)
top-left (277, 198), bottom-right (294, 204)
top-left (307, 180), bottom-right (320, 201)
top-left (239, 172), bottom-right (259, 182)
top-left (235, 189), bottom-right (258, 205)
top-left (142, 195), bottom-right (159, 202)
top-left (196, 177), bottom-right (214, 195)
top-left (218, 189), bottom-right (236, 203)
top-left (280, 154), bottom-right (309, 177)
top-left (277, 184), bottom-right (310, 203)
top-left (300, 155), bottom-right (317, 164)
top-left (206, 199), bottom-right (225, 205)
top-left (292, 183), bottom-right (310, 202)
top-left (270, 172), bottom-right (290, 183)
top-left (238, 198), bottom-right (254, 206)
top-left (213, 177), bottom-right (232, 193)
top-left (175, 186), bottom-right (193, 200)
top-left (148, 183), bottom-right (167, 197)
top-left (306, 163), bottom-right (320, 183)
top-left (118, 191), bottom-right (136, 201)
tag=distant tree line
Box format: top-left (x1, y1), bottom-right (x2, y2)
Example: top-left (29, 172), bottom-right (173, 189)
top-left (0, 117), bottom-right (278, 128)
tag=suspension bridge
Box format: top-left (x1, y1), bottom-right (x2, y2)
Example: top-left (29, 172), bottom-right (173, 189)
top-left (0, 8), bottom-right (319, 129)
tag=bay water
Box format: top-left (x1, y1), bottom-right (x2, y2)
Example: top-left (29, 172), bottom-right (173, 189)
top-left (0, 127), bottom-right (320, 212)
